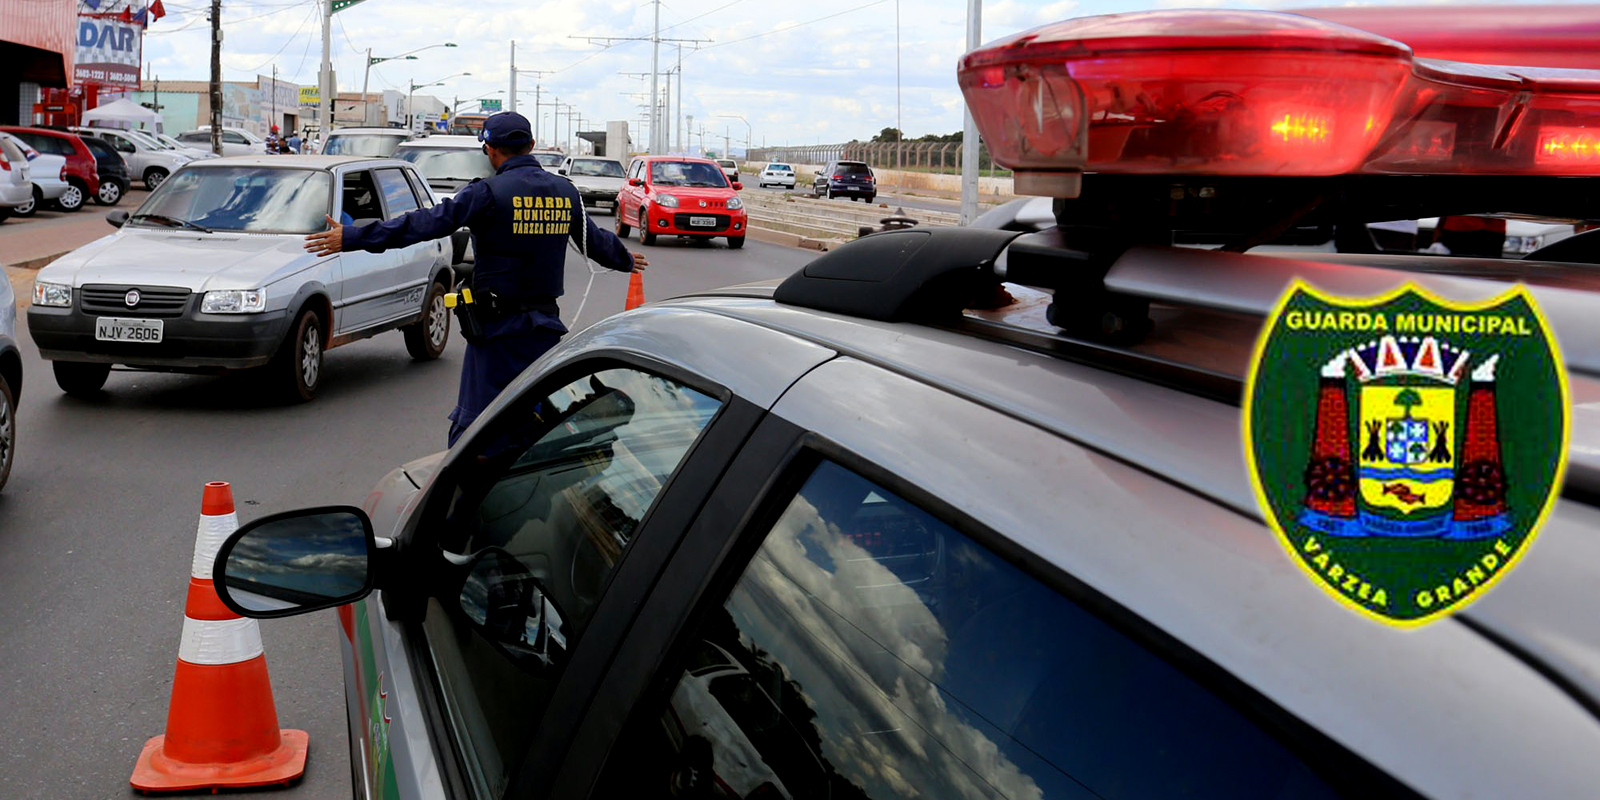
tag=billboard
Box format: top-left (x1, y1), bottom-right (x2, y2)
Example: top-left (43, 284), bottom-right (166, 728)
top-left (75, 9), bottom-right (141, 89)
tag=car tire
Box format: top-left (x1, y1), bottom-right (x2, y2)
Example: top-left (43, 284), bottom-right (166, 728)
top-left (402, 281), bottom-right (450, 361)
top-left (53, 361), bottom-right (110, 396)
top-left (615, 211), bottom-right (632, 238)
top-left (639, 210), bottom-right (656, 246)
top-left (144, 169), bottom-right (168, 191)
top-left (14, 187), bottom-right (39, 217)
top-left (272, 307), bottom-right (324, 402)
top-left (814, 184), bottom-right (823, 198)
top-left (94, 179), bottom-right (123, 206)
top-left (826, 189), bottom-right (836, 200)
top-left (0, 374), bottom-right (14, 492)
top-left (727, 235), bottom-right (745, 249)
top-left (55, 180), bottom-right (85, 212)
top-left (0, 207), bottom-right (10, 223)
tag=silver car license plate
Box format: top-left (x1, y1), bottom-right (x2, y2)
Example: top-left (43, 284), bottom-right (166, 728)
top-left (689, 216), bottom-right (717, 227)
top-left (95, 317), bottom-right (164, 343)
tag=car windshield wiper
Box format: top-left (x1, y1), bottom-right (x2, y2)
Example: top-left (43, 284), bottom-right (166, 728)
top-left (130, 213), bottom-right (213, 233)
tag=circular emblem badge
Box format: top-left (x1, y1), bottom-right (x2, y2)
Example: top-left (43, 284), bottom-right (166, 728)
top-left (1244, 281), bottom-right (1569, 626)
top-left (125, 289), bottom-right (141, 308)
top-left (698, 199), bottom-right (708, 208)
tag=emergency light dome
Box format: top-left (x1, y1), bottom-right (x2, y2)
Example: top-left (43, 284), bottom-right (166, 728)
top-left (958, 10), bottom-right (1600, 196)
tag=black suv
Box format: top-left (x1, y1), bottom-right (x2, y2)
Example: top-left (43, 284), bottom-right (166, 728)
top-left (813, 159), bottom-right (876, 202)
top-left (75, 134), bottom-right (129, 206)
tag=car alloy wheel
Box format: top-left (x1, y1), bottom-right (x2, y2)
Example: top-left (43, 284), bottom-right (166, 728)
top-left (0, 377), bottom-right (13, 492)
top-left (300, 322), bottom-right (322, 390)
top-left (145, 170), bottom-right (167, 191)
top-left (403, 281), bottom-right (450, 361)
top-left (273, 307), bottom-right (324, 402)
top-left (56, 183), bottom-right (84, 211)
top-left (96, 180), bottom-right (122, 205)
top-left (14, 188), bottom-right (38, 217)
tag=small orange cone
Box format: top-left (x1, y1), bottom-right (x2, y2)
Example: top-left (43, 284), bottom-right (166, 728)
top-left (130, 482), bottom-right (309, 793)
top-left (625, 269), bottom-right (646, 310)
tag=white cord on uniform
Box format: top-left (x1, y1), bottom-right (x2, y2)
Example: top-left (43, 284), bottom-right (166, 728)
top-left (568, 196), bottom-right (606, 327)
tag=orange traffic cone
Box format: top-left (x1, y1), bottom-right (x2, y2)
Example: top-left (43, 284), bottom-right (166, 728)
top-left (130, 482), bottom-right (309, 793)
top-left (625, 269), bottom-right (646, 310)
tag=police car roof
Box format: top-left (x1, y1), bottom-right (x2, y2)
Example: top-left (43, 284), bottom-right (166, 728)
top-left (194, 154), bottom-right (406, 170)
top-left (610, 269), bottom-right (1600, 797)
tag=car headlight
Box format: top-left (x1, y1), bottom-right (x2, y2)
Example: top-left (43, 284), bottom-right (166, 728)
top-left (576, 184), bottom-right (593, 193)
top-left (726, 197), bottom-right (744, 210)
top-left (201, 289), bottom-right (267, 314)
top-left (33, 281), bottom-right (72, 308)
top-left (656, 194), bottom-right (680, 208)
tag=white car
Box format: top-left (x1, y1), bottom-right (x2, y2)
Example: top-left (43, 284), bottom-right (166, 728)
top-left (558, 155), bottom-right (627, 214)
top-left (175, 126), bottom-right (267, 157)
top-left (26, 155), bottom-right (455, 401)
top-left (322, 127), bottom-right (415, 158)
top-left (11, 153), bottom-right (76, 216)
top-left (395, 135), bottom-right (488, 265)
top-left (530, 149), bottom-right (566, 170)
top-left (716, 158), bottom-right (740, 184)
top-left (757, 162), bottom-right (796, 189)
top-left (150, 131), bottom-right (217, 161)
top-left (73, 127), bottom-right (192, 190)
top-left (0, 133), bottom-right (34, 218)
top-left (0, 255), bottom-right (17, 492)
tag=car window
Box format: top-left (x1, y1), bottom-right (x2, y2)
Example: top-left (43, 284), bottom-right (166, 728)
top-left (341, 170), bottom-right (383, 222)
top-left (375, 168), bottom-right (419, 218)
top-left (404, 168), bottom-right (435, 207)
top-left (569, 159), bottom-right (626, 178)
top-left (395, 146), bottom-right (492, 182)
top-left (80, 137), bottom-right (116, 161)
top-left (601, 459), bottom-right (1348, 800)
top-left (531, 152), bottom-right (565, 168)
top-left (0, 136), bottom-right (23, 164)
top-left (837, 163), bottom-right (871, 176)
top-left (419, 367), bottom-right (723, 798)
top-left (15, 133), bottom-right (65, 156)
top-left (650, 161), bottom-right (727, 188)
top-left (107, 134), bottom-right (137, 154)
top-left (629, 159), bottom-right (644, 180)
top-left (139, 167), bottom-right (332, 233)
top-left (324, 133), bottom-right (406, 157)
top-left (222, 131), bottom-right (248, 145)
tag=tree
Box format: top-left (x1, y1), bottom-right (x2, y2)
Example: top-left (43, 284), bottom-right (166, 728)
top-left (1394, 388), bottom-right (1423, 417)
top-left (871, 126), bottom-right (903, 143)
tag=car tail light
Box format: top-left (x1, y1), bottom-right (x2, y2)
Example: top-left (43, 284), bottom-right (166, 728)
top-left (0, 153), bottom-right (8, 172)
top-left (957, 10), bottom-right (1600, 194)
top-left (60, 166), bottom-right (67, 181)
top-left (833, 173), bottom-right (842, 179)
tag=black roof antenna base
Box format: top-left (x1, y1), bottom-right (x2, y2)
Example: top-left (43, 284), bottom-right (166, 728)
top-left (774, 228), bottom-right (1024, 322)
top-left (1004, 227), bottom-right (1154, 345)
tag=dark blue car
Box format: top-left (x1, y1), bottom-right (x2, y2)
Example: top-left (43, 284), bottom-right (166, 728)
top-left (812, 159), bottom-right (876, 202)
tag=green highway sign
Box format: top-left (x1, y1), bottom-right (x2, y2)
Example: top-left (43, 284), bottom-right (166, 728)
top-left (481, 99), bottom-right (501, 112)
top-left (331, 0), bottom-right (368, 13)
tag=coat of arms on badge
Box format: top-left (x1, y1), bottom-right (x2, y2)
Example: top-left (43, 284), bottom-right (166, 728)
top-left (1244, 281), bottom-right (1568, 626)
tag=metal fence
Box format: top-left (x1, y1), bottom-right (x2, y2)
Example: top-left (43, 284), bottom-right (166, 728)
top-left (747, 141), bottom-right (1005, 175)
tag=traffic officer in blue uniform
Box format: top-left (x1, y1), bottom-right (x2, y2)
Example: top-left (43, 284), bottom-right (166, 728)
top-left (304, 111), bottom-right (646, 445)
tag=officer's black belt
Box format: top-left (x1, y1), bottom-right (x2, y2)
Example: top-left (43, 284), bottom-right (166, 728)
top-left (475, 290), bottom-right (559, 316)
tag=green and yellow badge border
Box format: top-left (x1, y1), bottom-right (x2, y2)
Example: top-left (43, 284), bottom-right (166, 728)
top-left (1241, 279), bottom-right (1570, 628)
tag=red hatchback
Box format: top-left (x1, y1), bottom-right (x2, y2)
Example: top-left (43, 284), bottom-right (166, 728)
top-left (0, 127), bottom-right (100, 211)
top-left (616, 156), bottom-right (748, 248)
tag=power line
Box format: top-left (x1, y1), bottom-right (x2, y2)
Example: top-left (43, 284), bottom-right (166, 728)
top-left (222, 3), bottom-right (318, 73)
top-left (660, 0), bottom-right (748, 34)
top-left (694, 0), bottom-right (889, 52)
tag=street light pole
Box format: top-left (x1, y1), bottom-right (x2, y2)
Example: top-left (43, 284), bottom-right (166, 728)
top-left (960, 0), bottom-right (982, 224)
top-left (363, 43), bottom-right (453, 127)
top-left (320, 0), bottom-right (331, 140)
top-left (718, 115), bottom-right (751, 154)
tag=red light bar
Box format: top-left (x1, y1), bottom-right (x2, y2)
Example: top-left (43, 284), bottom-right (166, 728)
top-left (958, 10), bottom-right (1600, 195)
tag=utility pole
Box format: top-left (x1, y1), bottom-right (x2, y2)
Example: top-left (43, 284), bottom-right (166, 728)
top-left (685, 114), bottom-right (694, 155)
top-left (209, 0), bottom-right (221, 154)
top-left (320, 0), bottom-right (332, 139)
top-left (960, 0), bottom-right (981, 224)
top-left (578, 29), bottom-right (709, 153)
top-left (271, 64), bottom-right (277, 133)
top-left (896, 0), bottom-right (902, 171)
top-left (509, 40), bottom-right (517, 113)
top-left (522, 73), bottom-right (552, 145)
top-left (362, 48), bottom-right (373, 125)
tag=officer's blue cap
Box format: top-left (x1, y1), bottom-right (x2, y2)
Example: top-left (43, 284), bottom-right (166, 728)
top-left (479, 111), bottom-right (533, 147)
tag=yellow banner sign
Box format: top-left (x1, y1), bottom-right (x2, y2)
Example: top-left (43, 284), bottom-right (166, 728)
top-left (298, 86), bottom-right (319, 105)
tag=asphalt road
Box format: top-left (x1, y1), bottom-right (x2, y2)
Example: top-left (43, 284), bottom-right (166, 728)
top-left (747, 180), bottom-right (999, 216)
top-left (0, 228), bottom-right (814, 798)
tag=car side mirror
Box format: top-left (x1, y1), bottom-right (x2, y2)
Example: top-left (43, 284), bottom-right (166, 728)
top-left (558, 168), bottom-right (568, 175)
top-left (105, 210), bottom-right (129, 228)
top-left (458, 547), bottom-right (567, 676)
top-left (629, 177), bottom-right (644, 186)
top-left (213, 506), bottom-right (377, 619)
top-left (732, 182), bottom-right (743, 191)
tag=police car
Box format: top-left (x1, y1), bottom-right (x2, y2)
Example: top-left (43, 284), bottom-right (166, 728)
top-left (210, 11), bottom-right (1600, 799)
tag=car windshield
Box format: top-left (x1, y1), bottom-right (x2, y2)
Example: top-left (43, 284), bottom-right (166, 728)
top-left (568, 159), bottom-right (625, 178)
top-left (396, 146), bottom-right (492, 181)
top-left (532, 152), bottom-right (565, 168)
top-left (133, 167), bottom-right (331, 233)
top-left (154, 134), bottom-right (185, 149)
top-left (650, 161), bottom-right (728, 188)
top-left (323, 134), bottom-right (406, 157)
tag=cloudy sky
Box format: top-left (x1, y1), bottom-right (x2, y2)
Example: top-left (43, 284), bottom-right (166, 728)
top-left (138, 0), bottom-right (1574, 148)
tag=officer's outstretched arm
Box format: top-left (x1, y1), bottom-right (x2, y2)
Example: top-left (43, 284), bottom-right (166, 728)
top-left (337, 184), bottom-right (492, 254)
top-left (579, 211), bottom-right (640, 272)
